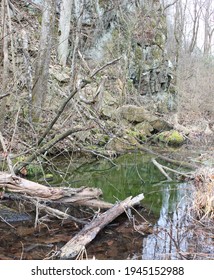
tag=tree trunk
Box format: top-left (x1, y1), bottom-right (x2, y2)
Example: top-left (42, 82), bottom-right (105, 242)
top-left (32, 0), bottom-right (56, 122)
top-left (0, 0), bottom-right (9, 130)
top-left (58, 0), bottom-right (73, 66)
top-left (203, 0), bottom-right (213, 56)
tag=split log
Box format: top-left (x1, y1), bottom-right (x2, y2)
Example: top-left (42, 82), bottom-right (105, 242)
top-left (0, 172), bottom-right (112, 209)
top-left (59, 193), bottom-right (144, 259)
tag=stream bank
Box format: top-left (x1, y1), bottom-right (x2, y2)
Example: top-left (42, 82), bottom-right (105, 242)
top-left (0, 0), bottom-right (213, 260)
top-left (0, 152), bottom-right (213, 260)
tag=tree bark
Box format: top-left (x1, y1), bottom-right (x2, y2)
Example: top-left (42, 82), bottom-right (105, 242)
top-left (58, 0), bottom-right (73, 66)
top-left (32, 0), bottom-right (56, 122)
top-left (0, 0), bottom-right (9, 130)
top-left (0, 172), bottom-right (113, 207)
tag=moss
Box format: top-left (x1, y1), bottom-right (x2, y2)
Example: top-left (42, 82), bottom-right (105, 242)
top-left (26, 164), bottom-right (43, 176)
top-left (155, 130), bottom-right (185, 146)
top-left (96, 134), bottom-right (110, 146)
top-left (44, 173), bottom-right (53, 179)
top-left (126, 129), bottom-right (147, 142)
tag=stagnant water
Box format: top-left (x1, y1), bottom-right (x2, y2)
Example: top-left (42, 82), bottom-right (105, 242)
top-left (0, 152), bottom-right (213, 259)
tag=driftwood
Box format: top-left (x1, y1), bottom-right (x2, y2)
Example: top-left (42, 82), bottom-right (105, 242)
top-left (59, 193), bottom-right (144, 259)
top-left (0, 172), bottom-right (112, 209)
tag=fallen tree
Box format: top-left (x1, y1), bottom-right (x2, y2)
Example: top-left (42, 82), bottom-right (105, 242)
top-left (0, 172), bottom-right (144, 260)
top-left (0, 172), bottom-right (112, 209)
top-left (59, 193), bottom-right (144, 259)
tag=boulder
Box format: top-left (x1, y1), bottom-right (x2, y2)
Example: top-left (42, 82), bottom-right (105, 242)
top-left (105, 136), bottom-right (138, 153)
top-left (117, 105), bottom-right (146, 123)
top-left (154, 130), bottom-right (185, 146)
top-left (49, 67), bottom-right (70, 83)
top-left (149, 118), bottom-right (172, 132)
top-left (134, 121), bottom-right (154, 136)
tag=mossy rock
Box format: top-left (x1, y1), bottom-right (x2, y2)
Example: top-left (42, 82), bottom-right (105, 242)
top-left (155, 130), bottom-right (185, 146)
top-left (101, 105), bottom-right (116, 119)
top-left (117, 105), bottom-right (146, 123)
top-left (126, 128), bottom-right (147, 142)
top-left (95, 133), bottom-right (110, 146)
top-left (149, 118), bottom-right (172, 132)
top-left (135, 121), bottom-right (154, 137)
top-left (105, 136), bottom-right (138, 153)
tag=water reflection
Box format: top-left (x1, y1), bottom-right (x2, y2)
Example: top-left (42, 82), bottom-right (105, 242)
top-left (30, 153), bottom-right (213, 259)
top-left (142, 183), bottom-right (195, 260)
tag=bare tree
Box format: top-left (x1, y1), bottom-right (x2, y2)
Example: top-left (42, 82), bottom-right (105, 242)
top-left (187, 0), bottom-right (202, 54)
top-left (203, 0), bottom-right (214, 55)
top-left (0, 0), bottom-right (9, 130)
top-left (32, 0), bottom-right (56, 122)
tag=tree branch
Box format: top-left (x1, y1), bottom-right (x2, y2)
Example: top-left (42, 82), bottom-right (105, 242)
top-left (14, 126), bottom-right (92, 174)
top-left (37, 57), bottom-right (121, 146)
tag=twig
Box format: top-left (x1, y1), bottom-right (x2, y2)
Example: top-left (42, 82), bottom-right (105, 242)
top-left (0, 214), bottom-right (16, 229)
top-left (26, 197), bottom-right (87, 225)
top-left (157, 163), bottom-right (192, 178)
top-left (37, 57), bottom-right (121, 146)
top-left (14, 125), bottom-right (92, 174)
top-left (74, 144), bottom-right (117, 167)
top-left (90, 57), bottom-right (122, 78)
top-left (9, 107), bottom-right (20, 155)
top-left (152, 158), bottom-right (172, 181)
top-left (0, 93), bottom-right (10, 100)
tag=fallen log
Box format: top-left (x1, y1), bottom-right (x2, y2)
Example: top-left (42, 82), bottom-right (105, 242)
top-left (0, 172), bottom-right (112, 209)
top-left (59, 193), bottom-right (144, 259)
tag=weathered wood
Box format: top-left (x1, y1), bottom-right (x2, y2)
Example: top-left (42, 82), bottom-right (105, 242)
top-left (0, 173), bottom-right (111, 208)
top-left (0, 173), bottom-right (64, 200)
top-left (59, 193), bottom-right (144, 259)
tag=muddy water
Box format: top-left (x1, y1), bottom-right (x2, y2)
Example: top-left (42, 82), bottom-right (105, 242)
top-left (0, 153), bottom-right (213, 259)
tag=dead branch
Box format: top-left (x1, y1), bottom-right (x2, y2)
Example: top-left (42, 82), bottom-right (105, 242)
top-left (59, 193), bottom-right (144, 259)
top-left (37, 57), bottom-right (121, 146)
top-left (13, 125), bottom-right (93, 174)
top-left (152, 158), bottom-right (192, 181)
top-left (152, 158), bottom-right (172, 181)
top-left (24, 196), bottom-right (87, 225)
top-left (0, 93), bottom-right (10, 100)
top-left (136, 144), bottom-right (199, 170)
